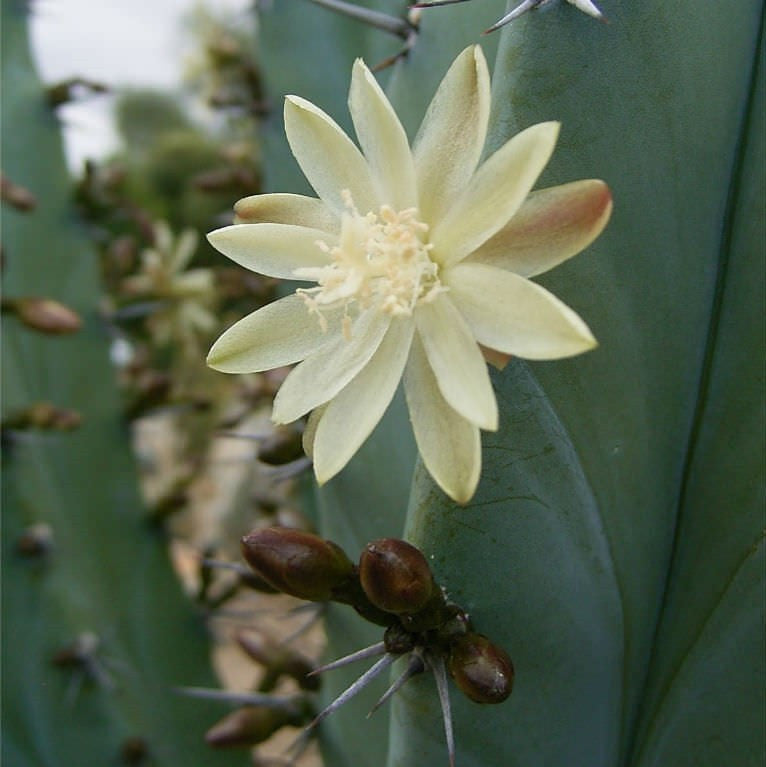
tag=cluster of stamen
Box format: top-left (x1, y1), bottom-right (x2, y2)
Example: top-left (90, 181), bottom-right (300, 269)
top-left (294, 191), bottom-right (445, 339)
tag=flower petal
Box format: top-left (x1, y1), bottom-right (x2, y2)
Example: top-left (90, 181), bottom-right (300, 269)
top-left (207, 293), bottom-right (341, 373)
top-left (445, 262), bottom-right (597, 359)
top-left (234, 193), bottom-right (339, 233)
top-left (284, 95), bottom-right (378, 215)
top-left (415, 295), bottom-right (498, 430)
top-left (404, 334), bottom-right (481, 504)
top-left (431, 122), bottom-right (560, 266)
top-left (302, 404), bottom-right (326, 460)
top-left (182, 301), bottom-right (217, 333)
top-left (272, 310), bottom-right (391, 424)
top-left (313, 319), bottom-right (415, 483)
top-left (207, 223), bottom-right (333, 279)
top-left (467, 180), bottom-right (613, 277)
top-left (349, 59), bottom-right (417, 210)
top-left (170, 228), bottom-right (199, 273)
top-left (412, 46), bottom-right (490, 226)
top-left (173, 269), bottom-right (214, 296)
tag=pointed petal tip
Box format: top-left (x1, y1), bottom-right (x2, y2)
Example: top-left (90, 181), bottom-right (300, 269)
top-left (205, 349), bottom-right (224, 370)
top-left (558, 324), bottom-right (598, 358)
top-left (284, 94), bottom-right (316, 118)
top-left (600, 182), bottom-right (614, 221)
top-left (314, 468), bottom-right (330, 487)
top-left (205, 340), bottom-right (239, 373)
top-left (540, 120), bottom-right (561, 142)
top-left (352, 56), bottom-right (372, 76)
top-left (471, 44), bottom-right (489, 81)
top-left (451, 488), bottom-right (473, 506)
top-left (451, 43), bottom-right (488, 76)
top-left (206, 226), bottom-right (228, 247)
top-left (206, 358), bottom-right (246, 375)
top-left (477, 403), bottom-right (499, 433)
top-left (270, 403), bottom-right (292, 426)
top-left (571, 315), bottom-right (599, 354)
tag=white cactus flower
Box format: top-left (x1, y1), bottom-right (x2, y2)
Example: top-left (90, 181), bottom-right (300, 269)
top-left (207, 46), bottom-right (611, 503)
top-left (124, 221), bottom-right (217, 353)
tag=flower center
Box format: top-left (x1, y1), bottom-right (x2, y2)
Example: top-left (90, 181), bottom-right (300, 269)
top-left (293, 191), bottom-right (445, 338)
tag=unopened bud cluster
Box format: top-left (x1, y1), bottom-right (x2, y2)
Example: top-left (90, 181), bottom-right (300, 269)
top-left (241, 527), bottom-right (513, 705)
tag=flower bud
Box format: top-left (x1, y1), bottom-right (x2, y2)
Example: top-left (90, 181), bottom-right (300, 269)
top-left (205, 705), bottom-right (299, 748)
top-left (3, 402), bottom-right (82, 431)
top-left (119, 736), bottom-right (150, 764)
top-left (240, 526), bottom-right (353, 601)
top-left (447, 633), bottom-right (514, 704)
top-left (51, 631), bottom-right (101, 668)
top-left (16, 523), bottom-right (54, 557)
top-left (1, 174), bottom-right (36, 211)
top-left (237, 568), bottom-right (279, 594)
top-left (236, 630), bottom-right (319, 692)
top-left (359, 538), bottom-right (436, 615)
top-left (5, 297), bottom-right (82, 335)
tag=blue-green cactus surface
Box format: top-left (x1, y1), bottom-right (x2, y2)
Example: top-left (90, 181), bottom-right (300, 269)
top-left (1, 4), bottom-right (240, 765)
top-left (255, 1), bottom-right (764, 766)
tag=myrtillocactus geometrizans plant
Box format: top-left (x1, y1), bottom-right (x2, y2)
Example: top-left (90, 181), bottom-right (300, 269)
top-left (240, 526), bottom-right (513, 765)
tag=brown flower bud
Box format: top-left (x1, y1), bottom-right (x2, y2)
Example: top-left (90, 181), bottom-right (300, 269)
top-left (236, 630), bottom-right (319, 692)
top-left (51, 631), bottom-right (101, 668)
top-left (237, 568), bottom-right (279, 594)
top-left (119, 736), bottom-right (150, 764)
top-left (447, 633), bottom-right (514, 704)
top-left (205, 705), bottom-right (298, 748)
top-left (48, 407), bottom-right (83, 430)
top-left (3, 402), bottom-right (82, 431)
top-left (359, 538), bottom-right (436, 615)
top-left (16, 523), bottom-right (54, 557)
top-left (240, 527), bottom-right (353, 601)
top-left (5, 297), bottom-right (82, 335)
top-left (1, 174), bottom-right (36, 211)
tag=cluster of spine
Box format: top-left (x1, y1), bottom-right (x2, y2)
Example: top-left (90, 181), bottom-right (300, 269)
top-left (239, 527), bottom-right (514, 764)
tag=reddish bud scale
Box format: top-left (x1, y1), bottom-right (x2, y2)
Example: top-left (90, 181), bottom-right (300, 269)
top-left (447, 633), bottom-right (514, 704)
top-left (240, 526), bottom-right (353, 601)
top-left (359, 538), bottom-right (436, 615)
